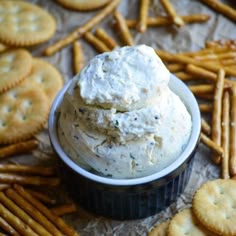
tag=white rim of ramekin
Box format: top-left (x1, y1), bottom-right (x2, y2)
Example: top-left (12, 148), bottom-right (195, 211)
top-left (48, 74), bottom-right (201, 186)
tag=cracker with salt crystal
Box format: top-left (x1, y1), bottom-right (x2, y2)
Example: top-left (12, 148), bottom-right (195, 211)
top-left (148, 220), bottom-right (169, 236)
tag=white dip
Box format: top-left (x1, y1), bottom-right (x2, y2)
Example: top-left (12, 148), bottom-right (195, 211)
top-left (58, 45), bottom-right (192, 179)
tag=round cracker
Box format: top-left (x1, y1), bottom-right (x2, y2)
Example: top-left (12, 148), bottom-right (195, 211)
top-left (168, 208), bottom-right (214, 236)
top-left (0, 79), bottom-right (49, 144)
top-left (26, 58), bottom-right (63, 106)
top-left (55, 0), bottom-right (110, 11)
top-left (0, 49), bottom-right (32, 93)
top-left (0, 1), bottom-right (56, 46)
top-left (148, 220), bottom-right (169, 236)
top-left (193, 179), bottom-right (236, 236)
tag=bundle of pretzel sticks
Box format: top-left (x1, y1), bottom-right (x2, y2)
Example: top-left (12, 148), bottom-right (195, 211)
top-left (155, 39), bottom-right (236, 180)
top-left (0, 140), bottom-right (78, 235)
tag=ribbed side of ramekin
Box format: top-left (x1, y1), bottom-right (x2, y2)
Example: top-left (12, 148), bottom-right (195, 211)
top-left (58, 153), bottom-right (195, 220)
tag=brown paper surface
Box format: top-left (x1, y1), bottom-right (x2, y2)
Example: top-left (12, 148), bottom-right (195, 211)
top-left (6, 0), bottom-right (236, 235)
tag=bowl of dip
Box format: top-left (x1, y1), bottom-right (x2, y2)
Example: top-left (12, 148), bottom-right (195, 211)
top-left (48, 45), bottom-right (201, 220)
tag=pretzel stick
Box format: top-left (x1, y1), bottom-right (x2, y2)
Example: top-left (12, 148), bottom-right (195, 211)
top-left (156, 49), bottom-right (236, 77)
top-left (0, 216), bottom-right (19, 236)
top-left (0, 43), bottom-right (8, 53)
top-left (95, 28), bottom-right (118, 50)
top-left (189, 84), bottom-right (215, 94)
top-left (113, 11), bottom-right (134, 46)
top-left (166, 63), bottom-right (185, 72)
top-left (206, 39), bottom-right (236, 49)
top-left (126, 14), bottom-right (210, 27)
top-left (230, 85), bottom-right (236, 176)
top-left (44, 0), bottom-right (120, 56)
top-left (0, 192), bottom-right (52, 236)
top-left (26, 189), bottom-right (56, 205)
top-left (180, 46), bottom-right (233, 57)
top-left (200, 0), bottom-right (236, 22)
top-left (0, 184), bottom-right (10, 191)
top-left (195, 93), bottom-right (213, 100)
top-left (0, 203), bottom-right (37, 236)
top-left (6, 188), bottom-right (63, 236)
top-left (51, 204), bottom-right (77, 217)
top-left (174, 72), bottom-right (196, 81)
top-left (137, 0), bottom-right (149, 33)
top-left (199, 104), bottom-right (212, 113)
top-left (14, 185), bottom-right (79, 236)
top-left (84, 32), bottom-right (110, 53)
top-left (0, 173), bottom-right (60, 186)
top-left (200, 133), bottom-right (224, 156)
top-left (221, 58), bottom-right (236, 66)
top-left (159, 0), bottom-right (184, 27)
top-left (221, 91), bottom-right (230, 179)
top-left (201, 118), bottom-right (211, 135)
top-left (211, 69), bottom-right (225, 164)
top-left (195, 52), bottom-right (236, 61)
top-left (186, 64), bottom-right (217, 82)
top-left (0, 140), bottom-right (38, 159)
top-left (186, 64), bottom-right (234, 87)
top-left (73, 41), bottom-right (84, 74)
top-left (0, 164), bottom-right (55, 176)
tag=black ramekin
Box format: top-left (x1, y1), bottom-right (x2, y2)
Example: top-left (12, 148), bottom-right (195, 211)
top-left (48, 74), bottom-right (201, 220)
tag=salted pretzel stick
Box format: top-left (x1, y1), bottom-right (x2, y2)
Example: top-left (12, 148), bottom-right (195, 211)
top-left (200, 133), bottom-right (224, 156)
top-left (73, 41), bottom-right (84, 74)
top-left (113, 11), bottom-right (134, 46)
top-left (201, 118), bottom-right (211, 135)
top-left (26, 189), bottom-right (56, 205)
top-left (0, 164), bottom-right (55, 176)
top-left (201, 0), bottom-right (236, 22)
top-left (206, 39), bottom-right (236, 49)
top-left (156, 49), bottom-right (236, 77)
top-left (166, 63), bottom-right (185, 72)
top-left (199, 104), bottom-right (212, 113)
top-left (0, 216), bottom-right (19, 236)
top-left (95, 28), bottom-right (118, 50)
top-left (0, 139), bottom-right (38, 159)
top-left (14, 185), bottom-right (79, 236)
top-left (0, 192), bottom-right (52, 236)
top-left (51, 204), bottom-right (77, 217)
top-left (221, 91), bottom-right (230, 179)
top-left (126, 14), bottom-right (210, 27)
top-left (159, 0), bottom-right (184, 27)
top-left (230, 86), bottom-right (236, 176)
top-left (189, 84), bottom-right (215, 94)
top-left (44, 0), bottom-right (120, 56)
top-left (6, 188), bottom-right (63, 236)
top-left (84, 32), bottom-right (111, 53)
top-left (137, 0), bottom-right (149, 33)
top-left (0, 202), bottom-right (37, 236)
top-left (211, 69), bottom-right (225, 164)
top-left (0, 173), bottom-right (60, 186)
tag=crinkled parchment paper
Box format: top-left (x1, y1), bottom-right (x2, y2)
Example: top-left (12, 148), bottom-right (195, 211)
top-left (23, 0), bottom-right (236, 235)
